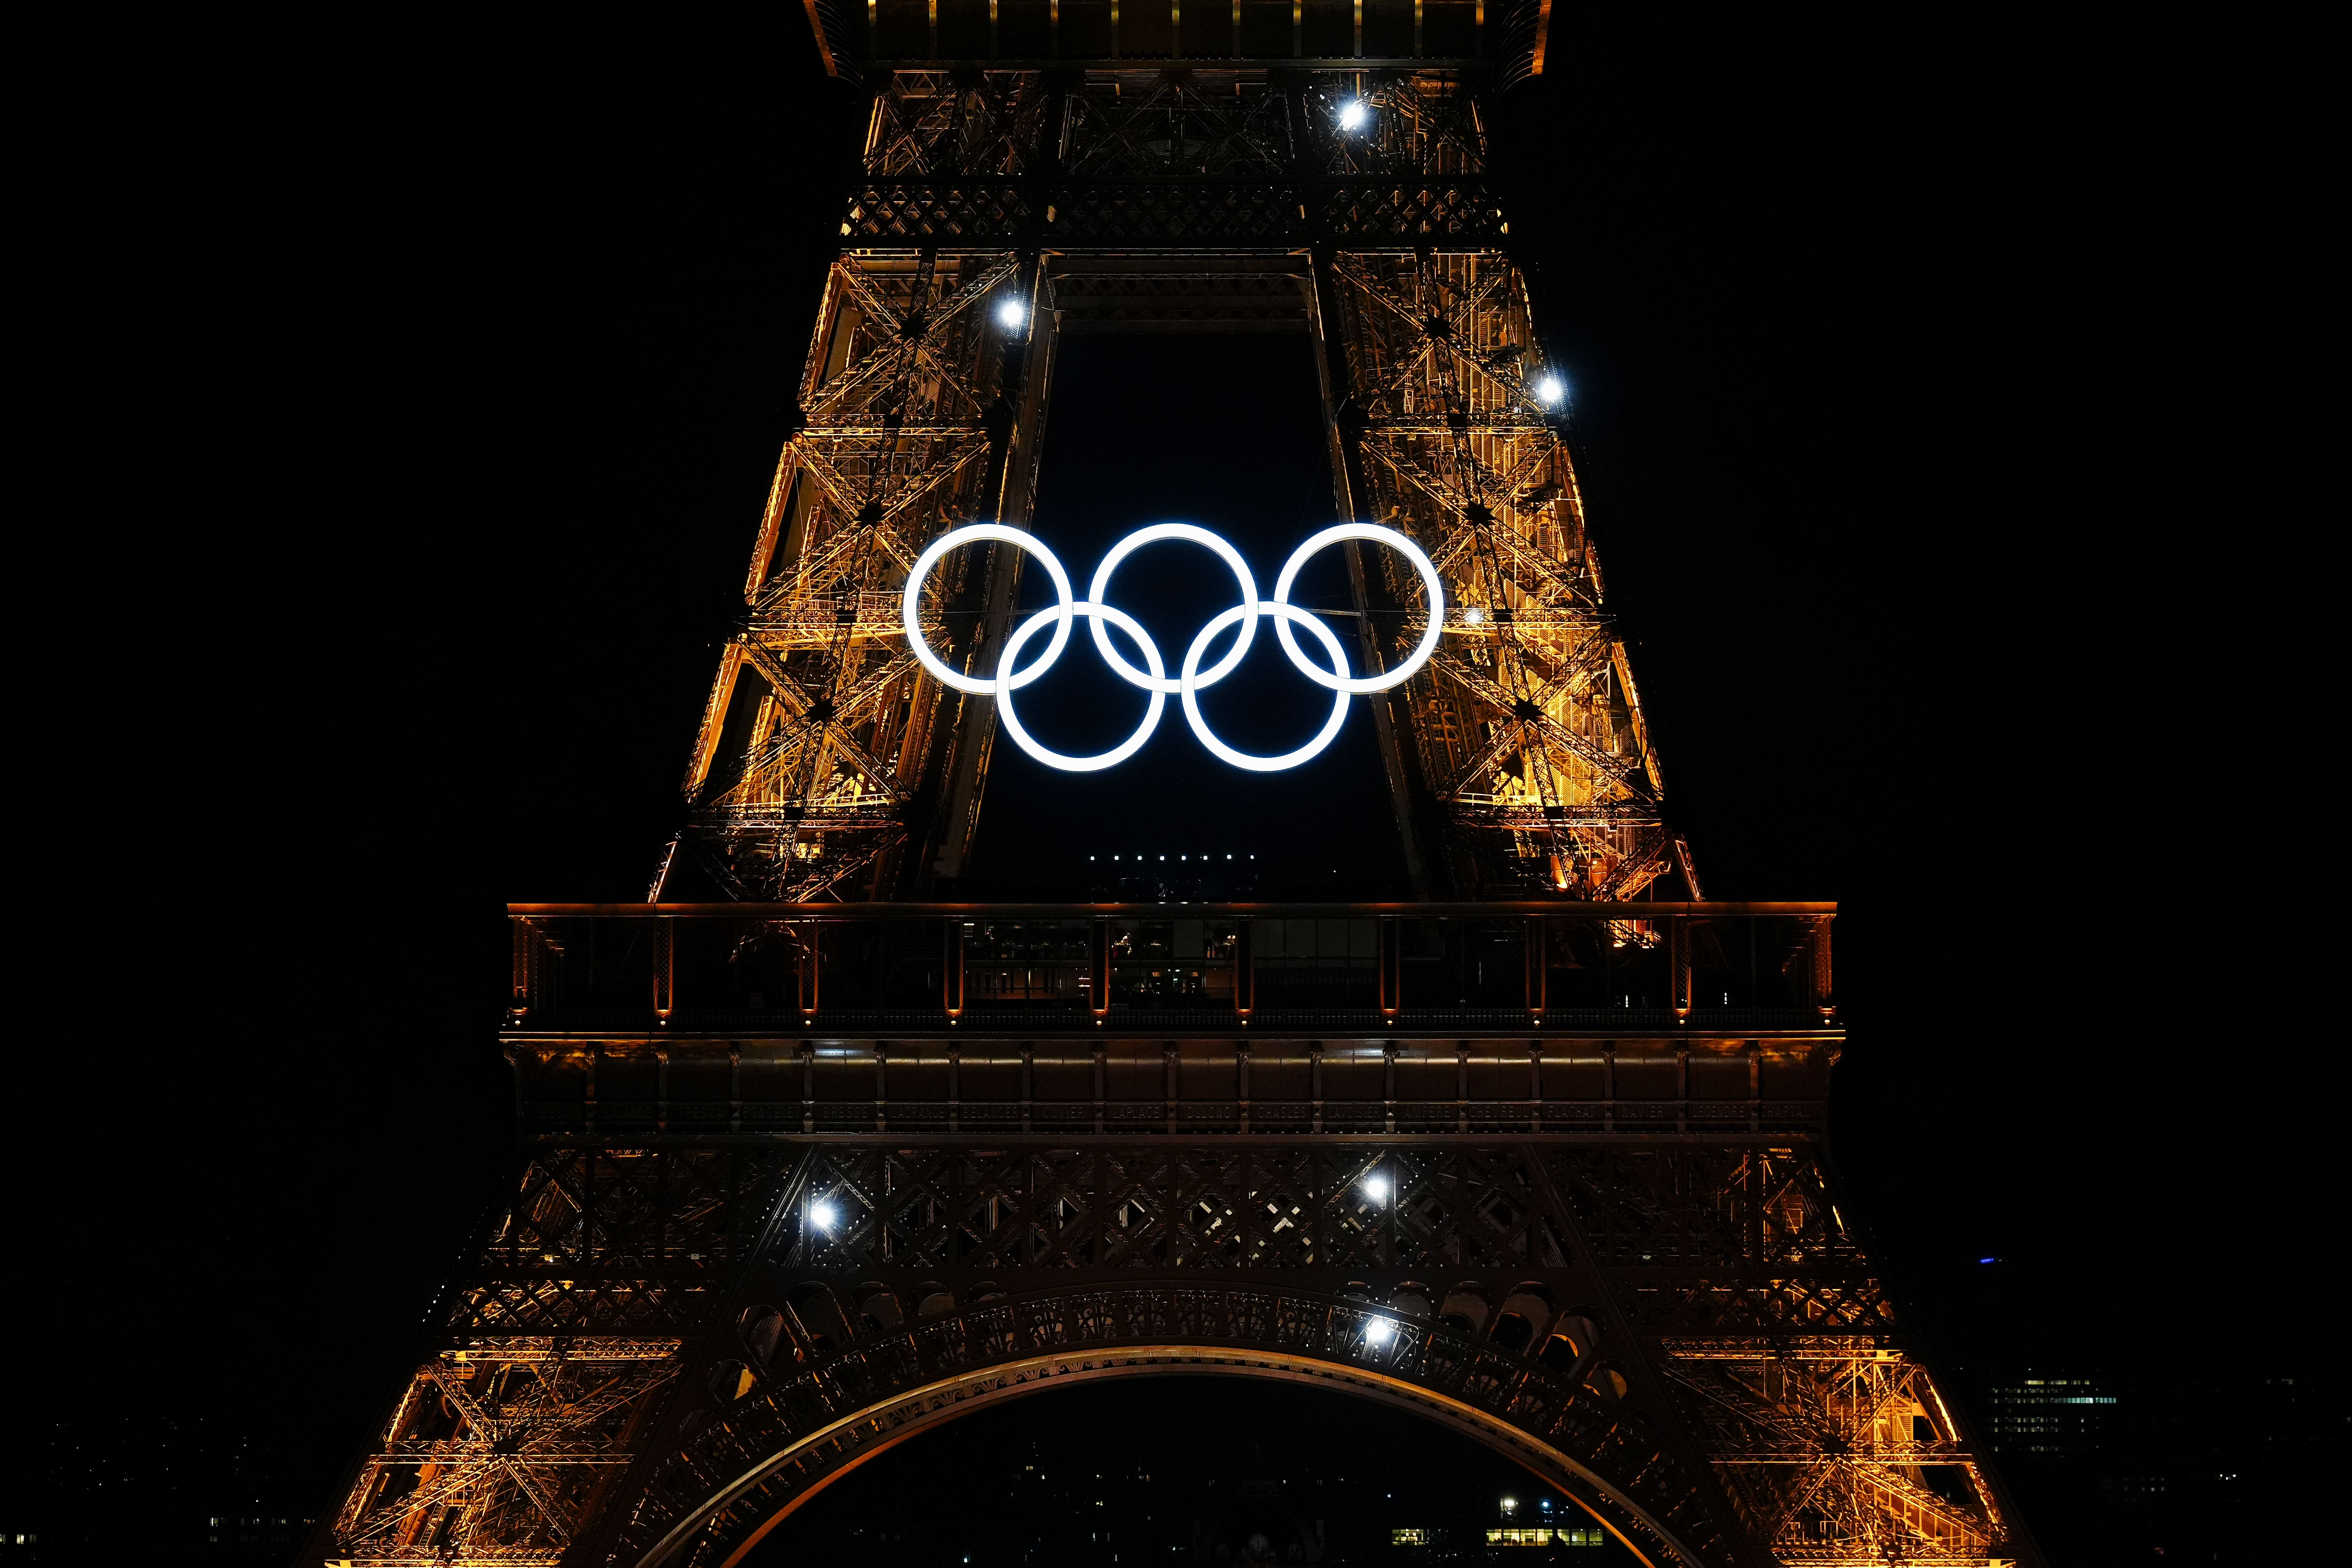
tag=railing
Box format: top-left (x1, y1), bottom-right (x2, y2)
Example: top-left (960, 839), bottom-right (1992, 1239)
top-left (507, 901), bottom-right (1835, 1035)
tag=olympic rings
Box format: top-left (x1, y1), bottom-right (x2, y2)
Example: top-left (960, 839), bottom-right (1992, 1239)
top-left (1272, 523), bottom-right (1446, 693)
top-left (998, 602), bottom-right (1167, 773)
top-left (901, 524), bottom-right (1074, 694)
top-left (901, 521), bottom-right (1445, 773)
top-left (1181, 601), bottom-right (1351, 772)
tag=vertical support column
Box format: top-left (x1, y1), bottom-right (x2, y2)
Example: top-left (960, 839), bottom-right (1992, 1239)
top-left (1602, 1045), bottom-right (1616, 1133)
top-left (949, 1044), bottom-right (962, 1133)
top-left (1310, 1042), bottom-right (1324, 1133)
top-left (1812, 915), bottom-right (1835, 1023)
top-left (1301, 219), bottom-right (1433, 897)
top-left (1456, 1041), bottom-right (1469, 1132)
top-left (1163, 1042), bottom-right (1179, 1134)
top-left (1747, 1039), bottom-right (1762, 1132)
top-left (1671, 915), bottom-right (1692, 1023)
top-left (799, 1041), bottom-right (814, 1134)
top-left (1233, 917), bottom-right (1254, 1020)
top-left (653, 917), bottom-right (675, 1023)
top-left (1529, 1041), bottom-right (1542, 1132)
top-left (1675, 1047), bottom-right (1689, 1133)
top-left (510, 918), bottom-right (537, 1023)
top-left (919, 171), bottom-right (1068, 889)
top-left (875, 1043), bottom-right (888, 1133)
top-left (729, 1042), bottom-right (742, 1133)
top-left (942, 918), bottom-right (965, 1020)
top-left (656, 1046), bottom-right (670, 1134)
top-left (1020, 1045), bottom-right (1034, 1133)
top-left (584, 1043), bottom-right (599, 1136)
top-left (1092, 1043), bottom-right (1105, 1133)
top-left (1525, 915), bottom-right (1547, 1024)
top-left (1091, 917), bottom-right (1111, 1024)
top-left (1237, 1042), bottom-right (1251, 1133)
top-left (1379, 917), bottom-right (1402, 1020)
top-left (1382, 1043), bottom-right (1397, 1133)
top-left (797, 922), bottom-right (820, 1020)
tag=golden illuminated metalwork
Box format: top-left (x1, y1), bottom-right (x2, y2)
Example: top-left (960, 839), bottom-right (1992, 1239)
top-left (309, 9), bottom-right (2035, 1568)
top-left (655, 55), bottom-right (1682, 900)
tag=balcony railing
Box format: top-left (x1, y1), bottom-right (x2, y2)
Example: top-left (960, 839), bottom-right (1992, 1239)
top-left (506, 901), bottom-right (1836, 1036)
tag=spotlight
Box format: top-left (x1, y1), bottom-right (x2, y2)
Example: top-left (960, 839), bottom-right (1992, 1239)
top-left (1462, 606), bottom-right (1487, 626)
top-left (1532, 373), bottom-right (1565, 407)
top-left (1363, 1317), bottom-right (1394, 1346)
top-left (809, 1201), bottom-right (837, 1230)
top-left (1362, 1173), bottom-right (1389, 1205)
top-left (1337, 100), bottom-right (1369, 132)
top-left (998, 298), bottom-right (1028, 330)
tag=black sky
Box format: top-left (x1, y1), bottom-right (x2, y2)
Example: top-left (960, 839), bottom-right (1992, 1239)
top-left (10, 3), bottom-right (2326, 1561)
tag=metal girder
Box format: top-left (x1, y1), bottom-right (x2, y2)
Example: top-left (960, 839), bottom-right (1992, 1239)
top-left (1312, 246), bottom-right (1675, 896)
top-left (312, 1133), bottom-right (2027, 1568)
top-left (314, 29), bottom-right (2037, 1568)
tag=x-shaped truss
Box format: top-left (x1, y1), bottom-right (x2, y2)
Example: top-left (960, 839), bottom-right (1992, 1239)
top-left (1325, 251), bottom-right (1669, 893)
top-left (1660, 1344), bottom-right (1997, 1565)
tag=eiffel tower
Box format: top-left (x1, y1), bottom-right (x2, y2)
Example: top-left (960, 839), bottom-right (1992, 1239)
top-left (309, 8), bottom-right (2039, 1566)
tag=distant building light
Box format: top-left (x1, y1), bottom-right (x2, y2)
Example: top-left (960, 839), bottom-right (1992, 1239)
top-left (998, 299), bottom-right (1028, 330)
top-left (1391, 1530), bottom-right (1429, 1547)
top-left (1338, 100), bottom-right (1369, 132)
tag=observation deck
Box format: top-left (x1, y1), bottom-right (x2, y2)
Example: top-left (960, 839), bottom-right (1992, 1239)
top-left (507, 900), bottom-right (1837, 1136)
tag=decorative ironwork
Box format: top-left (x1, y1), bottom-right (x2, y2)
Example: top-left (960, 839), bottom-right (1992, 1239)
top-left (315, 1133), bottom-right (2027, 1568)
top-left (309, 13), bottom-right (2036, 1568)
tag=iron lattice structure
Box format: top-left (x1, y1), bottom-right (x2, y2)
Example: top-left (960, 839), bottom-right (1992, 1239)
top-left (314, 1038), bottom-right (2029, 1568)
top-left (312, 10), bottom-right (2036, 1568)
top-left (660, 53), bottom-right (1685, 901)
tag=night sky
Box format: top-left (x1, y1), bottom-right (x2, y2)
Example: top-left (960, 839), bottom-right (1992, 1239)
top-left (9, 5), bottom-right (2328, 1564)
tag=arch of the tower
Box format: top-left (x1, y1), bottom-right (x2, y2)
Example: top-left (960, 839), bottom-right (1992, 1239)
top-left (613, 1281), bottom-right (1720, 1568)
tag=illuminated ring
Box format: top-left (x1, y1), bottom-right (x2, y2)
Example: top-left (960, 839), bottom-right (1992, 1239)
top-left (1085, 523), bottom-right (1259, 695)
top-left (996, 602), bottom-right (1167, 773)
top-left (1179, 602), bottom-right (1351, 773)
top-left (1271, 523), bottom-right (1445, 693)
top-left (902, 523), bottom-right (1075, 696)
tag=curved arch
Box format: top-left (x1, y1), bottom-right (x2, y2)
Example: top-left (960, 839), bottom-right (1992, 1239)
top-left (612, 1283), bottom-right (1731, 1568)
top-left (696, 1349), bottom-right (1675, 1568)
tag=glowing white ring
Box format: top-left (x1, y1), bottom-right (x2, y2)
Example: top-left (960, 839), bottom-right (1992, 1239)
top-left (1271, 523), bottom-right (1445, 693)
top-left (1085, 523), bottom-right (1259, 694)
top-left (896, 522), bottom-right (1446, 773)
top-left (1180, 602), bottom-right (1351, 773)
top-left (901, 523), bottom-right (1075, 695)
top-left (996, 602), bottom-right (1167, 773)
